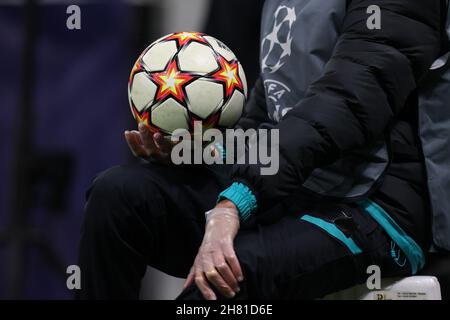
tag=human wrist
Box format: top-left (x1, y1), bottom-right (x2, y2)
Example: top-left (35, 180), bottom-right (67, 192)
top-left (205, 206), bottom-right (239, 222)
top-left (217, 182), bottom-right (257, 222)
top-left (215, 199), bottom-right (238, 210)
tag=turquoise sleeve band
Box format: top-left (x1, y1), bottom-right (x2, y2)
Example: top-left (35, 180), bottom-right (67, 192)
top-left (218, 182), bottom-right (257, 221)
top-left (213, 142), bottom-right (226, 162)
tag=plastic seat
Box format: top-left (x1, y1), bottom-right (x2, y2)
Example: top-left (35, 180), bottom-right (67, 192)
top-left (324, 252), bottom-right (450, 300)
top-left (323, 276), bottom-right (441, 300)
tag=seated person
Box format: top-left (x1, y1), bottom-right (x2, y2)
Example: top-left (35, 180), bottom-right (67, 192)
top-left (77, 0), bottom-right (449, 299)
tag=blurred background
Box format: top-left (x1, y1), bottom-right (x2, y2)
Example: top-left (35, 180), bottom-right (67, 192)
top-left (0, 0), bottom-right (264, 299)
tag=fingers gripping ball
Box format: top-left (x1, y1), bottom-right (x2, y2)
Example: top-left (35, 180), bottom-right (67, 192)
top-left (128, 32), bottom-right (248, 136)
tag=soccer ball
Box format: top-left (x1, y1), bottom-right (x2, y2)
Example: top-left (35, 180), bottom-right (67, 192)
top-left (128, 31), bottom-right (248, 135)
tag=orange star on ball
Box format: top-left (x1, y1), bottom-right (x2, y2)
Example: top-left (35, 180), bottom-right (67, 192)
top-left (212, 55), bottom-right (243, 98)
top-left (164, 31), bottom-right (207, 48)
top-left (151, 59), bottom-right (194, 104)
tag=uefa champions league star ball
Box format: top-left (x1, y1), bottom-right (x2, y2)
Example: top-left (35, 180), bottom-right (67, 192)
top-left (128, 31), bottom-right (248, 135)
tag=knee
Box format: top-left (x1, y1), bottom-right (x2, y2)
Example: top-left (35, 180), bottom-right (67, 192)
top-left (87, 164), bottom-right (162, 203)
top-left (83, 166), bottom-right (129, 228)
top-left (83, 164), bottom-right (164, 228)
top-left (87, 165), bottom-right (131, 203)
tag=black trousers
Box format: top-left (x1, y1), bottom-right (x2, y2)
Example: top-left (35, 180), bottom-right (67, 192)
top-left (77, 161), bottom-right (410, 299)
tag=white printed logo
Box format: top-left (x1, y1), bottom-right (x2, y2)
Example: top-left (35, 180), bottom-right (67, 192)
top-left (261, 5), bottom-right (297, 74)
top-left (264, 79), bottom-right (292, 122)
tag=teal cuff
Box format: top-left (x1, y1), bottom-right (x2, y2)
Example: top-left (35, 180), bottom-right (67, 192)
top-left (214, 142), bottom-right (226, 162)
top-left (218, 182), bottom-right (257, 221)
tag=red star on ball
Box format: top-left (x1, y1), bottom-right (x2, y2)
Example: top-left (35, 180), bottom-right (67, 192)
top-left (129, 61), bottom-right (143, 85)
top-left (131, 106), bottom-right (150, 126)
top-left (151, 59), bottom-right (194, 104)
top-left (211, 55), bottom-right (243, 98)
top-left (190, 112), bottom-right (220, 131)
top-left (164, 31), bottom-right (208, 48)
top-left (130, 105), bottom-right (160, 133)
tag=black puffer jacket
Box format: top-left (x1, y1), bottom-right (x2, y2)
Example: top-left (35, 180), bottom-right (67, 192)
top-left (233, 0), bottom-right (447, 220)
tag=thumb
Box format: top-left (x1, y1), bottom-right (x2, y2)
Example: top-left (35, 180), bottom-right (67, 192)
top-left (153, 132), bottom-right (173, 154)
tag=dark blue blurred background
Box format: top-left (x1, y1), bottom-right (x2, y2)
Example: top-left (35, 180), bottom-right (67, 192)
top-left (0, 0), bottom-right (262, 299)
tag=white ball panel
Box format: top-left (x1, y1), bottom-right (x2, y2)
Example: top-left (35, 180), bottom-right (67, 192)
top-left (142, 41), bottom-right (178, 71)
top-left (219, 91), bottom-right (245, 127)
top-left (186, 80), bottom-right (224, 119)
top-left (178, 42), bottom-right (218, 74)
top-left (204, 36), bottom-right (236, 62)
top-left (238, 62), bottom-right (248, 98)
top-left (130, 72), bottom-right (157, 112)
top-left (128, 84), bottom-right (132, 106)
top-left (152, 99), bottom-right (189, 133)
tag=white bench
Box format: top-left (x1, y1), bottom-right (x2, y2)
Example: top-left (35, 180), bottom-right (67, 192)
top-left (323, 276), bottom-right (442, 300)
top-left (141, 267), bottom-right (442, 300)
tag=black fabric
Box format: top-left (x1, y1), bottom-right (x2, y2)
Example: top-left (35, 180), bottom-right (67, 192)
top-left (77, 162), bottom-right (411, 299)
top-left (233, 0), bottom-right (445, 211)
top-left (233, 0), bottom-right (446, 251)
top-left (203, 0), bottom-right (264, 89)
top-left (76, 162), bottom-right (228, 299)
top-left (237, 77), bottom-right (274, 130)
top-left (237, 72), bottom-right (432, 253)
top-left (372, 109), bottom-right (432, 252)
